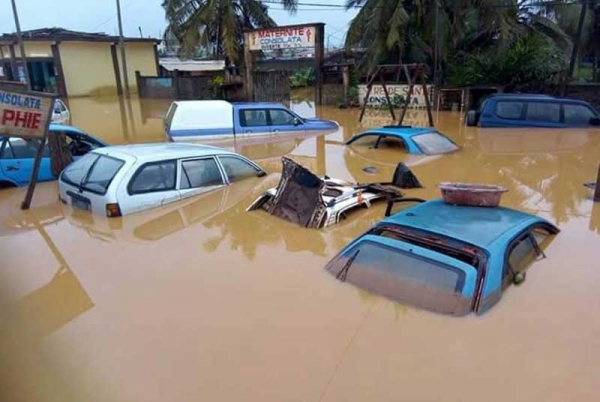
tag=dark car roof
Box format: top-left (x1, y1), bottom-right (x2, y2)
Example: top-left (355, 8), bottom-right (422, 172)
top-left (379, 199), bottom-right (549, 249)
top-left (485, 93), bottom-right (592, 105)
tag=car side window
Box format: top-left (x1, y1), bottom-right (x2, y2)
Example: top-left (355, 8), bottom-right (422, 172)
top-left (6, 138), bottom-right (40, 158)
top-left (526, 102), bottom-right (560, 123)
top-left (495, 101), bottom-right (524, 120)
top-left (564, 104), bottom-right (595, 124)
top-left (240, 109), bottom-right (268, 127)
top-left (218, 156), bottom-right (260, 183)
top-left (129, 160), bottom-right (177, 194)
top-left (180, 158), bottom-right (224, 189)
top-left (269, 109), bottom-right (296, 125)
top-left (506, 228), bottom-right (552, 276)
top-left (0, 137), bottom-right (13, 158)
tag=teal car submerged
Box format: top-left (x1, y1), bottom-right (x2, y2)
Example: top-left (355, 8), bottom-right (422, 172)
top-left (0, 124), bottom-right (106, 188)
top-left (345, 126), bottom-right (459, 155)
top-left (325, 199), bottom-right (559, 315)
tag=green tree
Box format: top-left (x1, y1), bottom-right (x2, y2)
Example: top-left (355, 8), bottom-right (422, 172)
top-left (162, 0), bottom-right (298, 63)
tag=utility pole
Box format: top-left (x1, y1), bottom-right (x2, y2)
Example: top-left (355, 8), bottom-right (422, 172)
top-left (569, 0), bottom-right (590, 79)
top-left (116, 0), bottom-right (130, 98)
top-left (10, 0), bottom-right (31, 89)
top-left (433, 0), bottom-right (439, 86)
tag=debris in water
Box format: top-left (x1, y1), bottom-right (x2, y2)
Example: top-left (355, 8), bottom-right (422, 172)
top-left (390, 162), bottom-right (422, 188)
top-left (362, 166), bottom-right (379, 174)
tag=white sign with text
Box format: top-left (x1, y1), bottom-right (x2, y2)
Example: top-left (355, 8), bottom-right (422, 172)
top-left (359, 85), bottom-right (433, 108)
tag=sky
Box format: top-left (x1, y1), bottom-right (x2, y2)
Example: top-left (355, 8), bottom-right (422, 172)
top-left (1, 0), bottom-right (359, 48)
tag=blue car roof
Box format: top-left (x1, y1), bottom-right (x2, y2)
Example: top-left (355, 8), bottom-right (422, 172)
top-left (485, 93), bottom-right (592, 105)
top-left (379, 199), bottom-right (548, 249)
top-left (231, 102), bottom-right (284, 109)
top-left (362, 126), bottom-right (437, 138)
top-left (48, 124), bottom-right (86, 134)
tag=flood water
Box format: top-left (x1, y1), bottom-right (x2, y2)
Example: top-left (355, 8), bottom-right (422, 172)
top-left (1, 94), bottom-right (600, 401)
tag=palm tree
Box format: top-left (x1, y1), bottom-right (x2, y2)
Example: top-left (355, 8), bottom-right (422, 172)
top-left (162, 0), bottom-right (298, 63)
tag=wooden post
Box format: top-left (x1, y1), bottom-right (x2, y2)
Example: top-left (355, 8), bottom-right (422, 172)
top-left (173, 69), bottom-right (180, 99)
top-left (21, 99), bottom-right (55, 210)
top-left (380, 75), bottom-right (396, 121)
top-left (11, 0), bottom-right (31, 89)
top-left (116, 0), bottom-right (130, 98)
top-left (594, 163), bottom-right (600, 202)
top-left (398, 66), bottom-right (413, 125)
top-left (51, 43), bottom-right (68, 97)
top-left (111, 43), bottom-right (123, 95)
top-left (420, 69), bottom-right (434, 127)
top-left (342, 65), bottom-right (349, 106)
top-left (244, 32), bottom-right (254, 101)
top-left (8, 44), bottom-right (18, 82)
top-left (314, 24), bottom-right (325, 106)
top-left (569, 0), bottom-right (589, 80)
top-left (358, 67), bottom-right (380, 122)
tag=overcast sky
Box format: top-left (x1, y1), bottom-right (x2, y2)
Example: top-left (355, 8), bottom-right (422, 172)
top-left (1, 0), bottom-right (358, 47)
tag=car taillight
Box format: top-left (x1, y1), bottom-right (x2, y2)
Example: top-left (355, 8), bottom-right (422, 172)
top-left (106, 203), bottom-right (122, 217)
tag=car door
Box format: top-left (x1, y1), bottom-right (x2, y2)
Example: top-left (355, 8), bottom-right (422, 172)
top-left (177, 156), bottom-right (226, 200)
top-left (126, 160), bottom-right (181, 214)
top-left (267, 108), bottom-right (305, 135)
top-left (238, 108), bottom-right (270, 137)
top-left (52, 100), bottom-right (70, 124)
top-left (0, 137), bottom-right (53, 185)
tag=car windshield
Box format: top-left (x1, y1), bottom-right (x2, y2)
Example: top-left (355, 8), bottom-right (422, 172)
top-left (325, 240), bottom-right (472, 315)
top-left (61, 153), bottom-right (124, 195)
top-left (412, 132), bottom-right (459, 155)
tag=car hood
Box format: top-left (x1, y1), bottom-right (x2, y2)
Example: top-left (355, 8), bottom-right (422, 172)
top-left (303, 118), bottom-right (339, 128)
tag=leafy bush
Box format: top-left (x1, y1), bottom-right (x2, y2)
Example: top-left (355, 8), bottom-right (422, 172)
top-left (290, 68), bottom-right (315, 88)
top-left (448, 35), bottom-right (567, 90)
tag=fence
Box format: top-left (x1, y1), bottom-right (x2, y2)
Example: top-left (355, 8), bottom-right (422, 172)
top-left (253, 71), bottom-right (290, 103)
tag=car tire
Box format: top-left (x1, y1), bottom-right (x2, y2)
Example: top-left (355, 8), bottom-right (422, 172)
top-left (466, 110), bottom-right (478, 127)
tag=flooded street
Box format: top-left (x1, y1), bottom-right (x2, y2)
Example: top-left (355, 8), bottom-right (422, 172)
top-left (1, 94), bottom-right (600, 401)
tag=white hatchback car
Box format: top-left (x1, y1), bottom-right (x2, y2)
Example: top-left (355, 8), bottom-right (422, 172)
top-left (58, 143), bottom-right (266, 217)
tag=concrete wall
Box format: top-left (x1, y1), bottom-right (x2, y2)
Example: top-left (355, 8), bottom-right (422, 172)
top-left (60, 41), bottom-right (117, 97)
top-left (116, 42), bottom-right (157, 93)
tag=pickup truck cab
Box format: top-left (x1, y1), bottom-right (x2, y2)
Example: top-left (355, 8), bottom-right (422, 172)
top-left (466, 94), bottom-right (600, 128)
top-left (165, 100), bottom-right (339, 142)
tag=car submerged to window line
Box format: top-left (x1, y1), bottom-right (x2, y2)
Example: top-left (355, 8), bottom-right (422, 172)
top-left (345, 126), bottom-right (460, 155)
top-left (466, 93), bottom-right (600, 128)
top-left (164, 100), bottom-right (339, 142)
top-left (325, 199), bottom-right (559, 315)
top-left (58, 143), bottom-right (266, 217)
top-left (1, 124), bottom-right (106, 188)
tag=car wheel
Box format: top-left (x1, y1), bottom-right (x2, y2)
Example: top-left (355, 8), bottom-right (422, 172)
top-left (466, 110), bottom-right (478, 127)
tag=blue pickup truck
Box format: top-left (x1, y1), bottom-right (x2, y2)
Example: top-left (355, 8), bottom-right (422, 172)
top-left (165, 100), bottom-right (339, 142)
top-left (466, 94), bottom-right (600, 128)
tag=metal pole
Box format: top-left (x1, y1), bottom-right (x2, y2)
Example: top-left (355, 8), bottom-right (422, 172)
top-left (116, 0), bottom-right (130, 98)
top-left (433, 0), bottom-right (439, 86)
top-left (11, 0), bottom-right (31, 89)
top-left (569, 0), bottom-right (589, 79)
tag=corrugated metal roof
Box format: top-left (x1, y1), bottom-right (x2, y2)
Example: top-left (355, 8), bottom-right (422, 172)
top-left (159, 58), bottom-right (226, 72)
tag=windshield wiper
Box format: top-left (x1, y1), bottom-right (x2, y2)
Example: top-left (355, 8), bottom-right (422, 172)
top-left (336, 249), bottom-right (360, 282)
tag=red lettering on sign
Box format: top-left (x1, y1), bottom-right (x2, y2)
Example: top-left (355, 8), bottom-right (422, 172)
top-left (1, 109), bottom-right (42, 129)
top-left (1, 109), bottom-right (15, 124)
top-left (299, 28), bottom-right (304, 35)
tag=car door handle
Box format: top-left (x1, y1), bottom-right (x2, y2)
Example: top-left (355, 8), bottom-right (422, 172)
top-left (273, 129), bottom-right (280, 133)
top-left (245, 130), bottom-right (252, 133)
top-left (5, 165), bottom-right (19, 171)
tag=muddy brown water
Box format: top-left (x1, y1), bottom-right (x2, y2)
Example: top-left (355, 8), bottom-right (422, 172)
top-left (1, 94), bottom-right (600, 401)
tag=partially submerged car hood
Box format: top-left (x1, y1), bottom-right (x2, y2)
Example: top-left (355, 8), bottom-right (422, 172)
top-left (247, 157), bottom-right (401, 228)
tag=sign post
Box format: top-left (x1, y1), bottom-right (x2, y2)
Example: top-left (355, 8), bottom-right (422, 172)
top-left (0, 86), bottom-right (56, 209)
top-left (244, 23), bottom-right (325, 104)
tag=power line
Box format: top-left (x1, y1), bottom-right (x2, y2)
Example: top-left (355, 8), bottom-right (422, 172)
top-left (263, 0), bottom-right (582, 10)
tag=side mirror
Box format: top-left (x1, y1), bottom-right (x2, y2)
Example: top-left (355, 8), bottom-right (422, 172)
top-left (293, 118), bottom-right (301, 126)
top-left (589, 117), bottom-right (600, 126)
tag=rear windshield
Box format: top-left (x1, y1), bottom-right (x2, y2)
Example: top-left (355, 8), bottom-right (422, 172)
top-left (61, 153), bottom-right (124, 195)
top-left (326, 241), bottom-right (470, 315)
top-left (412, 133), bottom-right (459, 155)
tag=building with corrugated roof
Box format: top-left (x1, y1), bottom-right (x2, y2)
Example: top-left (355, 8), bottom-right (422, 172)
top-left (0, 28), bottom-right (160, 97)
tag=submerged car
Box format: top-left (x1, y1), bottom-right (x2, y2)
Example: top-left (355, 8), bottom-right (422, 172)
top-left (165, 100), bottom-right (339, 142)
top-left (345, 126), bottom-right (459, 155)
top-left (247, 157), bottom-right (401, 228)
top-left (51, 99), bottom-right (70, 124)
top-left (58, 143), bottom-right (266, 217)
top-left (1, 124), bottom-right (106, 188)
top-left (325, 199), bottom-right (559, 315)
top-left (466, 93), bottom-right (600, 128)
